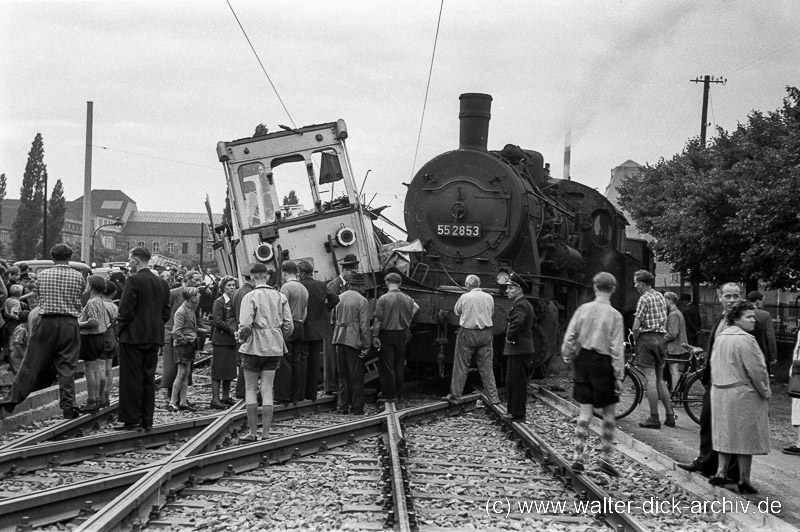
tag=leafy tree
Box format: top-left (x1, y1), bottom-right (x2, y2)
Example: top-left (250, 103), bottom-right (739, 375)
top-left (618, 86), bottom-right (800, 289)
top-left (283, 189), bottom-right (299, 205)
top-left (253, 124), bottom-right (269, 137)
top-left (46, 179), bottom-right (66, 251)
top-left (12, 134), bottom-right (46, 260)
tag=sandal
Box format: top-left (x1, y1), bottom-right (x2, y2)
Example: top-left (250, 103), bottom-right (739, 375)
top-left (738, 481), bottom-right (758, 494)
top-left (709, 476), bottom-right (726, 487)
top-left (240, 434), bottom-right (258, 443)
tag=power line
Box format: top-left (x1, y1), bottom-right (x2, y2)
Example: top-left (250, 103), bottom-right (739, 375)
top-left (410, 0), bottom-right (445, 179)
top-left (92, 145), bottom-right (219, 171)
top-left (722, 32), bottom-right (800, 77)
top-left (226, 0), bottom-right (296, 129)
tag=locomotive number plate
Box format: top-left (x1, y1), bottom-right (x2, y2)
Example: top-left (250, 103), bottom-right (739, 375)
top-left (436, 223), bottom-right (481, 237)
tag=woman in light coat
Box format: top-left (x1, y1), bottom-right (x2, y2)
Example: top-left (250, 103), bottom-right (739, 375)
top-left (710, 300), bottom-right (771, 494)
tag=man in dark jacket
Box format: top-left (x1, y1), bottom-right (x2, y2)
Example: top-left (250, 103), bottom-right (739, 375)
top-left (746, 291), bottom-right (777, 367)
top-left (298, 260), bottom-right (337, 401)
top-left (502, 274), bottom-right (535, 421)
top-left (115, 247), bottom-right (171, 430)
top-left (680, 293), bottom-right (702, 347)
top-left (677, 282), bottom-right (741, 481)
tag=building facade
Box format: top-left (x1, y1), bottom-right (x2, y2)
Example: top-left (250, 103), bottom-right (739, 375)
top-left (0, 189), bottom-right (221, 269)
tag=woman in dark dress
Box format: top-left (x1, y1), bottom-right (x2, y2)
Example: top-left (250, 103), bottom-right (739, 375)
top-left (210, 276), bottom-right (238, 409)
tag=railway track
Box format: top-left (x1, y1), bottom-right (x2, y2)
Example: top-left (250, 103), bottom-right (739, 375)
top-left (0, 368), bottom-right (763, 532)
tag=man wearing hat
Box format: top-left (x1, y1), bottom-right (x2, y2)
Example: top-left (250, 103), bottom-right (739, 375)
top-left (1, 243), bottom-right (86, 418)
top-left (746, 291), bottom-right (777, 366)
top-left (325, 254), bottom-right (358, 394)
top-left (502, 273), bottom-right (534, 421)
top-left (444, 275), bottom-right (502, 406)
top-left (373, 272), bottom-right (419, 404)
top-left (331, 273), bottom-right (371, 415)
top-left (231, 263), bottom-right (257, 400)
top-left (298, 260), bottom-right (337, 401)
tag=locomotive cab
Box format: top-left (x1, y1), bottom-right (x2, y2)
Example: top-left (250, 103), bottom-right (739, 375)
top-left (216, 121), bottom-right (380, 284)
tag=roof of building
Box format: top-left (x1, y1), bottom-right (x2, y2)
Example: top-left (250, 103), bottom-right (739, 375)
top-left (123, 212), bottom-right (222, 238)
top-left (128, 211), bottom-right (222, 225)
top-left (70, 189), bottom-right (137, 220)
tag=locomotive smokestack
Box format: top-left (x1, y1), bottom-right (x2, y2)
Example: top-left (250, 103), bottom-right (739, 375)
top-left (459, 93), bottom-right (492, 151)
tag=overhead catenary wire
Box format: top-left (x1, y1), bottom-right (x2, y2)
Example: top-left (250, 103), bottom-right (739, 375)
top-left (410, 0), bottom-right (445, 179)
top-left (226, 0), bottom-right (297, 129)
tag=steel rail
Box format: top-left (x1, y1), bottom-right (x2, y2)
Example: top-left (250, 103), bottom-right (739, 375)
top-left (383, 402), bottom-right (412, 532)
top-left (0, 355), bottom-right (215, 451)
top-left (77, 396), bottom-right (480, 531)
top-left (483, 398), bottom-right (650, 532)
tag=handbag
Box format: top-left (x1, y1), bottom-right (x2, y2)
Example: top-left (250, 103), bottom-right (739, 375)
top-left (788, 360), bottom-right (800, 399)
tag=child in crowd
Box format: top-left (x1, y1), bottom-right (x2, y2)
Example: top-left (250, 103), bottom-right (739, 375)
top-left (169, 287), bottom-right (208, 412)
top-left (78, 275), bottom-right (111, 413)
top-left (99, 281), bottom-right (119, 408)
top-left (8, 312), bottom-right (29, 374)
top-left (2, 284), bottom-right (23, 363)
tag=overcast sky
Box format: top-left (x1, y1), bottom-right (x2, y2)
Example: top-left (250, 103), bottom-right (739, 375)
top-left (1, 0), bottom-right (798, 232)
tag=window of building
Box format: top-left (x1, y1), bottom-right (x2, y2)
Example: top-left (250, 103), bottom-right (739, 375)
top-left (182, 242), bottom-right (189, 255)
top-left (152, 242), bottom-right (160, 253)
top-left (137, 241), bottom-right (145, 248)
top-left (196, 242), bottom-right (202, 255)
top-left (167, 242), bottom-right (175, 254)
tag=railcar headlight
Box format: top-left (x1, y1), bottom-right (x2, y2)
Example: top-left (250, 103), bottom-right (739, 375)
top-left (336, 226), bottom-right (356, 247)
top-left (255, 243), bottom-right (274, 262)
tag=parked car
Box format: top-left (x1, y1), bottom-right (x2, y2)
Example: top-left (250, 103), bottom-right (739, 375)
top-left (13, 260), bottom-right (92, 279)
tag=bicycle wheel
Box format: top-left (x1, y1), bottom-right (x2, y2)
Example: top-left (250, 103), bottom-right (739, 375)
top-left (615, 367), bottom-right (644, 420)
top-left (682, 372), bottom-right (706, 425)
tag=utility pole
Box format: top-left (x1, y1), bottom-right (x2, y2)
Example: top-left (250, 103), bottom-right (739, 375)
top-left (683, 75), bottom-right (727, 305)
top-left (690, 75), bottom-right (727, 146)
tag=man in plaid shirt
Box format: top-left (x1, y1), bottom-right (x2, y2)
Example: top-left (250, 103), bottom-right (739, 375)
top-left (1, 243), bottom-right (85, 418)
top-left (632, 270), bottom-right (676, 429)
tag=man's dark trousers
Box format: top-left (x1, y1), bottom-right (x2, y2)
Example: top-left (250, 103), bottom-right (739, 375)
top-left (506, 353), bottom-right (533, 418)
top-left (8, 315), bottom-right (79, 410)
top-left (377, 330), bottom-right (408, 401)
top-left (303, 339), bottom-right (323, 401)
top-left (336, 344), bottom-right (365, 414)
top-left (118, 343), bottom-right (159, 428)
top-left (274, 323), bottom-right (304, 403)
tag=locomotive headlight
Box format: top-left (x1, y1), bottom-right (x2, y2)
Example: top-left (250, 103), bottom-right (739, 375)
top-left (496, 269), bottom-right (511, 285)
top-left (336, 226), bottom-right (356, 247)
top-left (255, 243), bottom-right (274, 263)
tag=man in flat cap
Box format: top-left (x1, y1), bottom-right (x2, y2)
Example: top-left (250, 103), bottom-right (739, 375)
top-left (325, 254), bottom-right (359, 394)
top-left (1, 243), bottom-right (85, 418)
top-left (502, 273), bottom-right (534, 421)
top-left (373, 272), bottom-right (419, 404)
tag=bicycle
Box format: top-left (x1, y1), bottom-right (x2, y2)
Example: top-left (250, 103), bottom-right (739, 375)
top-left (614, 342), bottom-right (706, 424)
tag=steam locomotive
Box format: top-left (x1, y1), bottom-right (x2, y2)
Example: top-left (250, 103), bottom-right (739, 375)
top-left (213, 93), bottom-right (650, 377)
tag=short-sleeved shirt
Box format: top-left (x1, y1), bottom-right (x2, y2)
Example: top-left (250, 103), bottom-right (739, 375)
top-left (35, 264), bottom-right (84, 317)
top-left (80, 296), bottom-right (110, 335)
top-left (635, 288), bottom-right (667, 334)
top-left (454, 288), bottom-right (493, 330)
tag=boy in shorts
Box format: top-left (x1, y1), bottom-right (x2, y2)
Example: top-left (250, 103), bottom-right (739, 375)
top-left (562, 272), bottom-right (625, 476)
top-left (236, 263), bottom-right (294, 441)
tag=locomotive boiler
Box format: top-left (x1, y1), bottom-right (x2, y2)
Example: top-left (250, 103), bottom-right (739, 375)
top-left (401, 93), bottom-right (647, 374)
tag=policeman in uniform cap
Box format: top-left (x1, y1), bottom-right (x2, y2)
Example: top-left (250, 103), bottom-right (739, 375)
top-left (502, 273), bottom-right (535, 421)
